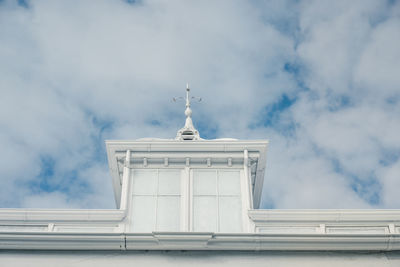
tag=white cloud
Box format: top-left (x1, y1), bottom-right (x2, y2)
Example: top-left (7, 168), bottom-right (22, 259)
top-left (261, 0), bottom-right (400, 208)
top-left (0, 0), bottom-right (399, 209)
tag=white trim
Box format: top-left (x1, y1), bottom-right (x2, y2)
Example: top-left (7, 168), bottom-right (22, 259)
top-left (215, 170), bottom-right (219, 231)
top-left (181, 168), bottom-right (190, 231)
top-left (248, 209), bottom-right (400, 223)
top-left (189, 169), bottom-right (194, 232)
top-left (0, 209), bottom-right (125, 222)
top-left (240, 169), bottom-right (250, 232)
top-left (119, 150), bottom-right (131, 211)
top-left (2, 209), bottom-right (400, 250)
top-left (153, 170), bottom-right (160, 231)
top-left (1, 231), bottom-right (400, 251)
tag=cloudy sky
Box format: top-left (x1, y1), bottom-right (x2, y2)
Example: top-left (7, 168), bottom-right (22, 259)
top-left (0, 0), bottom-right (399, 209)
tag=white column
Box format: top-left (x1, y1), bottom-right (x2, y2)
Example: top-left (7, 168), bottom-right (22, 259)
top-left (118, 150), bottom-right (131, 233)
top-left (120, 150), bottom-right (131, 211)
top-left (242, 149), bottom-right (255, 232)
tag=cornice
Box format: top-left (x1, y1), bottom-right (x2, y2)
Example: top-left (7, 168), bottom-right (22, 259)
top-left (0, 209), bottom-right (125, 222)
top-left (249, 209), bottom-right (400, 223)
top-left (1, 232), bottom-right (399, 251)
top-left (0, 232), bottom-right (125, 250)
top-left (1, 209), bottom-right (400, 251)
top-left (105, 140), bottom-right (269, 154)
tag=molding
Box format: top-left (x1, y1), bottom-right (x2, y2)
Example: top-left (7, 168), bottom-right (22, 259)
top-left (0, 232), bottom-right (125, 250)
top-left (2, 209), bottom-right (400, 250)
top-left (1, 232), bottom-right (399, 251)
top-left (249, 209), bottom-right (400, 238)
top-left (0, 209), bottom-right (125, 223)
top-left (249, 209), bottom-right (400, 223)
top-left (1, 208), bottom-right (400, 251)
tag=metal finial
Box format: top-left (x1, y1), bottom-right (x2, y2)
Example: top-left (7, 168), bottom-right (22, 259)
top-left (186, 83), bottom-right (190, 108)
top-left (174, 83), bottom-right (202, 141)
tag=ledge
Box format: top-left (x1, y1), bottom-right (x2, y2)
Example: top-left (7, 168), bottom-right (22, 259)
top-left (1, 232), bottom-right (400, 251)
top-left (249, 209), bottom-right (400, 223)
top-left (0, 209), bottom-right (126, 223)
top-left (0, 232), bottom-right (125, 250)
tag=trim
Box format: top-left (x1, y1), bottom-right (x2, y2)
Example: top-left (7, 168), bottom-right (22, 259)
top-left (1, 232), bottom-right (399, 251)
top-left (0, 209), bottom-right (126, 223)
top-left (0, 232), bottom-right (125, 250)
top-left (249, 209), bottom-right (400, 223)
top-left (1, 209), bottom-right (400, 251)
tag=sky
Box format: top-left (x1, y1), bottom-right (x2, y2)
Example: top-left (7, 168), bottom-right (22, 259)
top-left (0, 0), bottom-right (399, 209)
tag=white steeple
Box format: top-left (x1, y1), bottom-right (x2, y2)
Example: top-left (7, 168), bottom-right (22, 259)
top-left (175, 83), bottom-right (202, 141)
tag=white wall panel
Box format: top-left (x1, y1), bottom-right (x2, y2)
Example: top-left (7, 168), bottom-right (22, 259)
top-left (1, 251), bottom-right (400, 267)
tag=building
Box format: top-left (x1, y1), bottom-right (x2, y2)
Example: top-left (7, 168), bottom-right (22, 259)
top-left (1, 86), bottom-right (400, 266)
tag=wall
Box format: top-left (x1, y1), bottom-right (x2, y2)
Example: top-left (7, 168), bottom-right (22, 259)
top-left (1, 251), bottom-right (400, 267)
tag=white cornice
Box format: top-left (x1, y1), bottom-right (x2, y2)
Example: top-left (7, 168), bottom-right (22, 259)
top-left (1, 209), bottom-right (400, 251)
top-left (249, 209), bottom-right (400, 223)
top-left (0, 209), bottom-right (125, 222)
top-left (1, 232), bottom-right (399, 251)
top-left (105, 139), bottom-right (269, 151)
top-left (0, 232), bottom-right (125, 250)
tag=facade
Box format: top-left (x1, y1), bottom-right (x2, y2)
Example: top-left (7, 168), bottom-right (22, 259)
top-left (1, 86), bottom-right (400, 266)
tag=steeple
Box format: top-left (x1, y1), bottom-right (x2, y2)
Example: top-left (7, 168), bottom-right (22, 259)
top-left (175, 83), bottom-right (202, 141)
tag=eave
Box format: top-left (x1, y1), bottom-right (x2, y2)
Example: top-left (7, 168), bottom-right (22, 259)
top-left (1, 209), bottom-right (400, 251)
top-left (1, 232), bottom-right (399, 251)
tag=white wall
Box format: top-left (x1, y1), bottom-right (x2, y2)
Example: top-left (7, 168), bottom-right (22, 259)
top-left (1, 251), bottom-right (400, 267)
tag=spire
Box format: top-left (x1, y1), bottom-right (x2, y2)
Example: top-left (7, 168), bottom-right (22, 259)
top-left (175, 83), bottom-right (202, 141)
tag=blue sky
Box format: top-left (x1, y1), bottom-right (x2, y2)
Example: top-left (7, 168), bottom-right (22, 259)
top-left (0, 0), bottom-right (399, 209)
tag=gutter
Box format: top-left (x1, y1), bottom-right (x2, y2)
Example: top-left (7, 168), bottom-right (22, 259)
top-left (0, 232), bottom-right (399, 251)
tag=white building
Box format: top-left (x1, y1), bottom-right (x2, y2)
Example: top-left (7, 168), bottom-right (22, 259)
top-left (1, 86), bottom-right (400, 266)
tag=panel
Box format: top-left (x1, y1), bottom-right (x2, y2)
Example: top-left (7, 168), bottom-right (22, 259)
top-left (132, 170), bottom-right (157, 195)
top-left (131, 196), bottom-right (156, 232)
top-left (158, 170), bottom-right (181, 195)
top-left (0, 226), bottom-right (47, 232)
top-left (156, 196), bottom-right (181, 231)
top-left (193, 170), bottom-right (216, 196)
top-left (218, 170), bottom-right (241, 196)
top-left (257, 227), bottom-right (317, 234)
top-left (326, 227), bottom-right (387, 234)
top-left (218, 196), bottom-right (242, 233)
top-left (193, 196), bottom-right (217, 232)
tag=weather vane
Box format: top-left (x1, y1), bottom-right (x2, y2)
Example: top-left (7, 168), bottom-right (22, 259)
top-left (174, 83), bottom-right (202, 141)
top-left (173, 83), bottom-right (202, 106)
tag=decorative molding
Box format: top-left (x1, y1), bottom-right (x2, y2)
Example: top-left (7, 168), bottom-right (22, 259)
top-left (249, 209), bottom-right (400, 239)
top-left (0, 232), bottom-right (125, 250)
top-left (1, 209), bottom-right (400, 251)
top-left (249, 209), bottom-right (400, 223)
top-left (1, 231), bottom-right (399, 251)
top-left (0, 209), bottom-right (125, 222)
